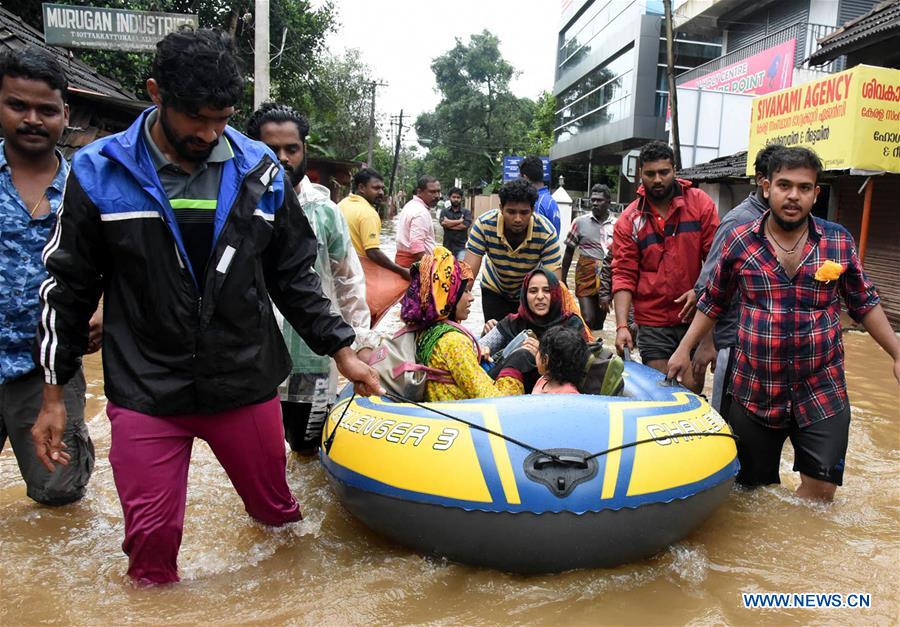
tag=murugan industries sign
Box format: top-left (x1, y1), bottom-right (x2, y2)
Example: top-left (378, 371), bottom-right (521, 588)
top-left (680, 39), bottom-right (796, 96)
top-left (42, 3), bottom-right (197, 52)
top-left (746, 65), bottom-right (900, 174)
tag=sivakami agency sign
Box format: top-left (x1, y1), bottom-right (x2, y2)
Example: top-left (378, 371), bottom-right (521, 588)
top-left (42, 3), bottom-right (197, 52)
top-left (747, 65), bottom-right (900, 174)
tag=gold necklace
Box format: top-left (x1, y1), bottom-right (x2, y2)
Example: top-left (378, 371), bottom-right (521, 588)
top-left (28, 193), bottom-right (46, 218)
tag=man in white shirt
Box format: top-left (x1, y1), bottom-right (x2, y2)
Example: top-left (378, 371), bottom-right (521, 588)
top-left (395, 175), bottom-right (440, 267)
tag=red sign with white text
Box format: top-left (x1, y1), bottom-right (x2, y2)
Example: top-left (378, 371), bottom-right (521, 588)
top-left (680, 39), bottom-right (797, 96)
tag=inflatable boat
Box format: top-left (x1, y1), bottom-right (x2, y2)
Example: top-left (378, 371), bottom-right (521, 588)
top-left (320, 361), bottom-right (738, 573)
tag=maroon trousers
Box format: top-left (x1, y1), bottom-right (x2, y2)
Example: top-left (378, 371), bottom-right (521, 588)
top-left (107, 396), bottom-right (301, 584)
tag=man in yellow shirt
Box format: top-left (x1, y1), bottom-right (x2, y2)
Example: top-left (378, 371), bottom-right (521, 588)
top-left (338, 167), bottom-right (409, 280)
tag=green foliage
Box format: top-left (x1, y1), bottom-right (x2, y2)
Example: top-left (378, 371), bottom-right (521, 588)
top-left (415, 30), bottom-right (537, 190)
top-left (279, 49), bottom-right (378, 161)
top-left (521, 91), bottom-right (556, 156)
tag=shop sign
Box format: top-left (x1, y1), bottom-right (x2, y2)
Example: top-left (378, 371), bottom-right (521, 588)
top-left (42, 3), bottom-right (197, 52)
top-left (747, 65), bottom-right (900, 174)
top-left (680, 39), bottom-right (796, 96)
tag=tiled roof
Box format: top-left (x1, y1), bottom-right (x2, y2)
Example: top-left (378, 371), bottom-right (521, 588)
top-left (0, 5), bottom-right (135, 99)
top-left (808, 0), bottom-right (900, 64)
top-left (678, 151), bottom-right (749, 182)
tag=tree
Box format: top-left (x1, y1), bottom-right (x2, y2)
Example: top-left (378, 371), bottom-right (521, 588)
top-left (415, 30), bottom-right (536, 190)
top-left (279, 49), bottom-right (382, 162)
top-left (521, 91), bottom-right (556, 156)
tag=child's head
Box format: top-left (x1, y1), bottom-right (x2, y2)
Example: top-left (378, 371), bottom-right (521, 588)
top-left (536, 326), bottom-right (588, 385)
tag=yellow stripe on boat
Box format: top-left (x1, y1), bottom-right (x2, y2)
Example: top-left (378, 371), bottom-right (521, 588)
top-left (601, 403), bottom-right (624, 499)
top-left (601, 393), bottom-right (705, 499)
top-left (325, 400), bottom-right (493, 502)
top-left (628, 399), bottom-right (735, 496)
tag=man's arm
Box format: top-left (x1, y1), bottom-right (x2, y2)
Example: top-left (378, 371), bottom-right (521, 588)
top-left (611, 212), bottom-right (639, 355)
top-left (464, 215), bottom-right (488, 278)
top-left (265, 179), bottom-right (381, 395)
top-left (32, 172), bottom-right (106, 470)
top-left (441, 216), bottom-right (464, 228)
top-left (836, 229), bottom-right (900, 383)
top-left (859, 305), bottom-right (900, 384)
top-left (540, 228), bottom-right (563, 280)
top-left (667, 311), bottom-right (718, 383)
top-left (611, 212), bottom-right (639, 301)
top-left (561, 245), bottom-right (576, 288)
top-left (464, 250), bottom-right (483, 279)
top-left (366, 247), bottom-right (410, 280)
top-left (613, 290), bottom-right (634, 354)
top-left (561, 221), bottom-right (580, 286)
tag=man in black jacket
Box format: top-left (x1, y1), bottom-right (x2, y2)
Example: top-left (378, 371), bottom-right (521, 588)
top-left (30, 28), bottom-right (381, 585)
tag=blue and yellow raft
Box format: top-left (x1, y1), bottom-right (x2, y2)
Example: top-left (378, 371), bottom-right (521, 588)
top-left (320, 361), bottom-right (738, 573)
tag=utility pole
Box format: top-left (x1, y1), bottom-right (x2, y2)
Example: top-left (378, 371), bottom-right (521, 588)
top-left (388, 109), bottom-right (404, 199)
top-left (253, 0), bottom-right (270, 109)
top-left (366, 80), bottom-right (387, 166)
top-left (663, 0), bottom-right (682, 170)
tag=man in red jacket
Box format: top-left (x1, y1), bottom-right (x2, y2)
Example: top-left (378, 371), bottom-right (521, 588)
top-left (612, 141), bottom-right (718, 393)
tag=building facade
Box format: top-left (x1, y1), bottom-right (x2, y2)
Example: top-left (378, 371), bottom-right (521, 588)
top-left (551, 0), bottom-right (722, 199)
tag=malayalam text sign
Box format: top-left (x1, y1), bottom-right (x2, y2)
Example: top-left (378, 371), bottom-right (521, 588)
top-left (747, 65), bottom-right (900, 174)
top-left (42, 3), bottom-right (197, 52)
top-left (680, 39), bottom-right (796, 96)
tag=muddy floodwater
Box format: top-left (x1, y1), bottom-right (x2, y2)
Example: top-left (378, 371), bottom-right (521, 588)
top-left (2, 223), bottom-right (899, 625)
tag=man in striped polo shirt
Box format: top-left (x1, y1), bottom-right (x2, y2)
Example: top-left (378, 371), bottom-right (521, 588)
top-left (464, 178), bottom-right (562, 321)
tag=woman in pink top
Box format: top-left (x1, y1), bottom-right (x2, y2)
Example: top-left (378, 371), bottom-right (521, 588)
top-left (532, 326), bottom-right (588, 394)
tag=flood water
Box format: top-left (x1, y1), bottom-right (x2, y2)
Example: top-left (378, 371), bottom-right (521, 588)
top-left (2, 221), bottom-right (899, 625)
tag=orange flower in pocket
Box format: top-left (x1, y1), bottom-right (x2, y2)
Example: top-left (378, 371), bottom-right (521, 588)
top-left (814, 260), bottom-right (844, 282)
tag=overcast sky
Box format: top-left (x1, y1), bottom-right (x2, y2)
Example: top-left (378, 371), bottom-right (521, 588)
top-left (322, 0), bottom-right (560, 146)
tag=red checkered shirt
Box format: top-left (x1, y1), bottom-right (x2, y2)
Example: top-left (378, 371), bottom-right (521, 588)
top-left (697, 213), bottom-right (880, 428)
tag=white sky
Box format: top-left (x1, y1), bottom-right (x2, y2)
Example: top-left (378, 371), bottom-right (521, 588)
top-left (322, 0), bottom-right (560, 146)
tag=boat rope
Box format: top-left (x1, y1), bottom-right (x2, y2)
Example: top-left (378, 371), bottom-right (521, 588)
top-left (324, 391), bottom-right (737, 465)
top-left (581, 431), bottom-right (738, 462)
top-left (323, 391), bottom-right (357, 454)
top-left (381, 392), bottom-right (565, 461)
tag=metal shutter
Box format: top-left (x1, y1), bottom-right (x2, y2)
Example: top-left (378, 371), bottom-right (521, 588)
top-left (839, 0), bottom-right (880, 25)
top-left (725, 0), bottom-right (809, 58)
top-left (836, 175), bottom-right (900, 329)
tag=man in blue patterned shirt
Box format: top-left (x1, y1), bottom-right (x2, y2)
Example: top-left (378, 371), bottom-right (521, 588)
top-left (0, 47), bottom-right (95, 504)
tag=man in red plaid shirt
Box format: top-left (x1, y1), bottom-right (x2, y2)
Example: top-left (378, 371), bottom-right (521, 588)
top-left (668, 147), bottom-right (900, 501)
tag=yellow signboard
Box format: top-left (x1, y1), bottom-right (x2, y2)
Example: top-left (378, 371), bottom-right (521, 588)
top-left (747, 65), bottom-right (900, 174)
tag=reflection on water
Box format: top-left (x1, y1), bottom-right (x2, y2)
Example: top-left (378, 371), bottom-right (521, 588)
top-left (2, 221), bottom-right (898, 624)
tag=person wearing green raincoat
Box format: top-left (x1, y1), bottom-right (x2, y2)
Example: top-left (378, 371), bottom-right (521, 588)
top-left (247, 102), bottom-right (375, 452)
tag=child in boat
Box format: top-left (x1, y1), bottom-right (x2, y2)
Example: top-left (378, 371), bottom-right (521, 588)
top-left (532, 326), bottom-right (588, 394)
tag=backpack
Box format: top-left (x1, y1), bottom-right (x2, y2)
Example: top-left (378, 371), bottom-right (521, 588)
top-left (578, 342), bottom-right (625, 396)
top-left (366, 321), bottom-right (477, 402)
